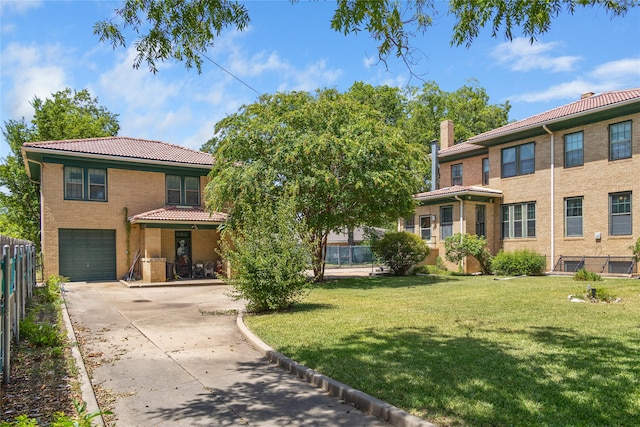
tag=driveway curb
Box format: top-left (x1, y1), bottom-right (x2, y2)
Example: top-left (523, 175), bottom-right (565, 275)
top-left (61, 299), bottom-right (105, 427)
top-left (237, 311), bottom-right (437, 427)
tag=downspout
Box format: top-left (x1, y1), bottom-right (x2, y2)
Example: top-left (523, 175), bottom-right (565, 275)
top-left (543, 125), bottom-right (554, 272)
top-left (454, 195), bottom-right (465, 271)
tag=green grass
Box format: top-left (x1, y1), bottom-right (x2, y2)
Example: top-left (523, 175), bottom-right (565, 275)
top-left (244, 275), bottom-right (640, 426)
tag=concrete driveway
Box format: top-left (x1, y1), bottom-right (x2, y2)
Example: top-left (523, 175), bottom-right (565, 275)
top-left (62, 280), bottom-right (391, 426)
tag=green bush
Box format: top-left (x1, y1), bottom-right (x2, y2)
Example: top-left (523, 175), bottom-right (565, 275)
top-left (371, 231), bottom-right (429, 276)
top-left (221, 197), bottom-right (312, 312)
top-left (573, 268), bottom-right (603, 282)
top-left (444, 233), bottom-right (493, 274)
top-left (491, 249), bottom-right (546, 276)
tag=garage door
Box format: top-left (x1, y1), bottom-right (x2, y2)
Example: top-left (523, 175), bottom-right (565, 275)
top-left (59, 229), bottom-right (116, 281)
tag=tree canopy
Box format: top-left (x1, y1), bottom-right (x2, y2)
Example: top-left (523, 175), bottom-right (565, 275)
top-left (204, 84), bottom-right (429, 281)
top-left (95, 0), bottom-right (636, 72)
top-left (0, 88), bottom-right (119, 252)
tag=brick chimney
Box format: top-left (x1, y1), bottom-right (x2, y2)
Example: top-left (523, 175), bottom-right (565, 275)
top-left (440, 120), bottom-right (454, 149)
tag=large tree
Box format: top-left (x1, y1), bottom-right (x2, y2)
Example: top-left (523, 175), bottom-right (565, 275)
top-left (403, 79), bottom-right (511, 149)
top-left (0, 88), bottom-right (120, 252)
top-left (204, 84), bottom-right (429, 281)
top-left (95, 0), bottom-right (635, 72)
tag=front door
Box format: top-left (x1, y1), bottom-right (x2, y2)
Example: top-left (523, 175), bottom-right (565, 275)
top-left (175, 231), bottom-right (192, 278)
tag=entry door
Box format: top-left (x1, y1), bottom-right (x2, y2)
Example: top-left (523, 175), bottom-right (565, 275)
top-left (175, 231), bottom-right (192, 278)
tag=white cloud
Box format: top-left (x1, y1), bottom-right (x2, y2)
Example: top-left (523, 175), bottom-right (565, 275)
top-left (0, 42), bottom-right (67, 120)
top-left (507, 56), bottom-right (640, 104)
top-left (0, 0), bottom-right (42, 14)
top-left (491, 38), bottom-right (581, 73)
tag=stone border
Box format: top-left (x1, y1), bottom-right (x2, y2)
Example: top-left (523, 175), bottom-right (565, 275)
top-left (237, 311), bottom-right (437, 427)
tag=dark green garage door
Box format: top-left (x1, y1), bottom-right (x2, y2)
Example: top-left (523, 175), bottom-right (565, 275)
top-left (59, 229), bottom-right (116, 281)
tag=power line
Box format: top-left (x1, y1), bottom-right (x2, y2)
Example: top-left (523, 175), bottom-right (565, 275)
top-left (197, 50), bottom-right (262, 96)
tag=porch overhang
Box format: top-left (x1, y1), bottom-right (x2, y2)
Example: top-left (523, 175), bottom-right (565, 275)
top-left (414, 185), bottom-right (503, 206)
top-left (129, 206), bottom-right (227, 229)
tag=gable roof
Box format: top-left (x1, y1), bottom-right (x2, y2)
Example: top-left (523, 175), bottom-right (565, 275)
top-left (439, 88), bottom-right (640, 160)
top-left (23, 136), bottom-right (213, 166)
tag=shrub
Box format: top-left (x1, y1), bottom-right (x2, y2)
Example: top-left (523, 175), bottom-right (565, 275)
top-left (444, 233), bottom-right (493, 274)
top-left (630, 236), bottom-right (640, 262)
top-left (573, 268), bottom-right (603, 282)
top-left (221, 197), bottom-right (312, 312)
top-left (491, 249), bottom-right (546, 276)
top-left (371, 231), bottom-right (429, 276)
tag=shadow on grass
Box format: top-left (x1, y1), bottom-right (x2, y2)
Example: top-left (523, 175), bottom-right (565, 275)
top-left (277, 325), bottom-right (640, 426)
top-left (317, 274), bottom-right (461, 290)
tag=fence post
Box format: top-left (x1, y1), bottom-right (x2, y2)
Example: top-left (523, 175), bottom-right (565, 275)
top-left (2, 245), bottom-right (10, 384)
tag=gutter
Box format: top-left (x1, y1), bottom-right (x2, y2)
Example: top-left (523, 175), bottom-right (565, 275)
top-left (543, 125), bottom-right (554, 271)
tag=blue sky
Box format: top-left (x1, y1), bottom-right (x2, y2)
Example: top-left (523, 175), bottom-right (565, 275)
top-left (1, 0), bottom-right (639, 159)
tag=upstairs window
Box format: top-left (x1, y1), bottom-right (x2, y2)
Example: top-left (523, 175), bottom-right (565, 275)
top-left (166, 175), bottom-right (200, 206)
top-left (482, 158), bottom-right (489, 185)
top-left (502, 142), bottom-right (535, 178)
top-left (64, 166), bottom-right (107, 201)
top-left (564, 131), bottom-right (584, 168)
top-left (610, 192), bottom-right (632, 235)
top-left (451, 163), bottom-right (463, 186)
top-left (610, 121), bottom-right (632, 160)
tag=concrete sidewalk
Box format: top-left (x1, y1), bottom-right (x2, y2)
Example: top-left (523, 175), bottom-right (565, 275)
top-left (63, 281), bottom-right (392, 426)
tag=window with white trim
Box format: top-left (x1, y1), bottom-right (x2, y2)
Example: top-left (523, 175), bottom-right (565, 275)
top-left (564, 197), bottom-right (583, 237)
top-left (166, 175), bottom-right (200, 206)
top-left (501, 142), bottom-right (535, 178)
top-left (564, 131), bottom-right (584, 168)
top-left (609, 192), bottom-right (632, 235)
top-left (64, 166), bottom-right (107, 201)
top-left (420, 215), bottom-right (432, 241)
top-left (501, 202), bottom-right (536, 239)
top-left (440, 206), bottom-right (453, 240)
top-left (404, 217), bottom-right (415, 234)
top-left (451, 163), bottom-right (462, 186)
top-left (610, 121), bottom-right (632, 161)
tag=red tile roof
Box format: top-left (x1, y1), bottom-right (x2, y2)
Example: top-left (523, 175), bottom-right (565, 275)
top-left (439, 88), bottom-right (640, 156)
top-left (129, 206), bottom-right (227, 223)
top-left (467, 88), bottom-right (640, 144)
top-left (414, 185), bottom-right (502, 201)
top-left (23, 136), bottom-right (213, 166)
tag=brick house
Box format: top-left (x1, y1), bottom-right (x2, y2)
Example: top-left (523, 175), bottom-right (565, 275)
top-left (402, 88), bottom-right (640, 275)
top-left (21, 137), bottom-right (226, 282)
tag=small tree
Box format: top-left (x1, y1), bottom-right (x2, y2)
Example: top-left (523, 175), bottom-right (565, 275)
top-left (444, 233), bottom-right (493, 274)
top-left (630, 237), bottom-right (640, 263)
top-left (371, 231), bottom-right (429, 276)
top-left (220, 197), bottom-right (312, 313)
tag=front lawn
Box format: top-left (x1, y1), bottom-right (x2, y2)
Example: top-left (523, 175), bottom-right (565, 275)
top-left (244, 275), bottom-right (640, 426)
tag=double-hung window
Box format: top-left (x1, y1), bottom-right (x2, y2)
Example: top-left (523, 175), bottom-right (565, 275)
top-left (419, 215), bottom-right (432, 241)
top-left (564, 131), bottom-right (584, 168)
top-left (564, 197), bottom-right (583, 237)
top-left (404, 217), bottom-right (415, 234)
top-left (440, 206), bottom-right (453, 240)
top-left (451, 164), bottom-right (463, 186)
top-left (64, 166), bottom-right (107, 201)
top-left (610, 121), bottom-right (632, 160)
top-left (501, 142), bottom-right (535, 178)
top-left (475, 205), bottom-right (486, 237)
top-left (166, 175), bottom-right (200, 206)
top-left (610, 192), bottom-right (632, 235)
top-left (502, 202), bottom-right (536, 239)
top-left (482, 158), bottom-right (489, 185)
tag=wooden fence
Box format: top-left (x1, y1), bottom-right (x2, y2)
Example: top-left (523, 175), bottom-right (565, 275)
top-left (1, 235), bottom-right (37, 385)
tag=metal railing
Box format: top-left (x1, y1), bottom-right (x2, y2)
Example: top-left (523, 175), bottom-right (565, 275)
top-left (553, 255), bottom-right (638, 275)
top-left (1, 236), bottom-right (37, 385)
